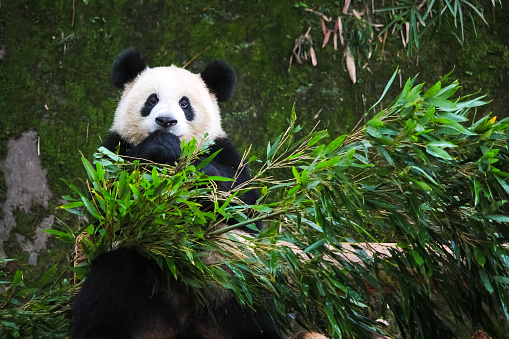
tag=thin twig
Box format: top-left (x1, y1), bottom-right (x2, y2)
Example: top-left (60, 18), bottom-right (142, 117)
top-left (72, 0), bottom-right (75, 27)
top-left (183, 46), bottom-right (212, 69)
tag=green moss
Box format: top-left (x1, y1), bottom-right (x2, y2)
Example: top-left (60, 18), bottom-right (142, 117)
top-left (13, 203), bottom-right (49, 240)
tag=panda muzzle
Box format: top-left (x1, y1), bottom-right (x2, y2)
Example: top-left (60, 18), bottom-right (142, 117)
top-left (155, 116), bottom-right (178, 128)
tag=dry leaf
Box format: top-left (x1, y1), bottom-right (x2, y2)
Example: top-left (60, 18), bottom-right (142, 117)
top-left (375, 318), bottom-right (389, 326)
top-left (290, 27), bottom-right (318, 69)
top-left (305, 8), bottom-right (331, 22)
top-left (322, 31), bottom-right (331, 48)
top-left (345, 46), bottom-right (356, 84)
top-left (304, 26), bottom-right (312, 40)
top-left (352, 9), bottom-right (364, 18)
top-left (400, 29), bottom-right (406, 47)
top-left (343, 0), bottom-right (351, 14)
top-left (310, 47), bottom-right (317, 66)
top-left (338, 17), bottom-right (344, 46)
top-left (314, 108), bottom-right (323, 119)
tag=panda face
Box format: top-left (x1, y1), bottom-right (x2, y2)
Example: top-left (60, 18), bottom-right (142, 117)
top-left (112, 66), bottom-right (226, 146)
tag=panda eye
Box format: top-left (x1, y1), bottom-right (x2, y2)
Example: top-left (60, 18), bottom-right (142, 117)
top-left (141, 93), bottom-right (159, 117)
top-left (146, 94), bottom-right (159, 106)
top-left (179, 96), bottom-right (194, 121)
top-left (179, 97), bottom-right (189, 109)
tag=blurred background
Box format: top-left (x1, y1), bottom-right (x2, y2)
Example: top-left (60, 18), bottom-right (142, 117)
top-left (0, 0), bottom-right (507, 279)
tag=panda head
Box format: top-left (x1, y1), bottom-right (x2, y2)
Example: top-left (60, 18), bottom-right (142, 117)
top-left (110, 48), bottom-right (236, 146)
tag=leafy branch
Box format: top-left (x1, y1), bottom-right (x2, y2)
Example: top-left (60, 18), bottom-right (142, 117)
top-left (2, 71), bottom-right (509, 338)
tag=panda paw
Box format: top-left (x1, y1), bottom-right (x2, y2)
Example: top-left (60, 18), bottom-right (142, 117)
top-left (128, 130), bottom-right (182, 164)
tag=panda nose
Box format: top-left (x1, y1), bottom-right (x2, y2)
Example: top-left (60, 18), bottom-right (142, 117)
top-left (155, 116), bottom-right (178, 128)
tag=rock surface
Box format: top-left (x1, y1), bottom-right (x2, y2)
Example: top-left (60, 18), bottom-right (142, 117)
top-left (0, 130), bottom-right (53, 265)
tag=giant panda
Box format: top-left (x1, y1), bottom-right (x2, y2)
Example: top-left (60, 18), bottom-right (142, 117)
top-left (72, 48), bottom-right (280, 339)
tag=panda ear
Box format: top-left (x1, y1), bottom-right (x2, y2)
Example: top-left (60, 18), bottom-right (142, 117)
top-left (201, 61), bottom-right (236, 102)
top-left (111, 48), bottom-right (147, 88)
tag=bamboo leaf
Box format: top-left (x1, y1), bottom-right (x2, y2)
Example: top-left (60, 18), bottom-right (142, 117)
top-left (426, 145), bottom-right (453, 160)
top-left (292, 166), bottom-right (301, 184)
top-left (427, 98), bottom-right (458, 111)
top-left (368, 67), bottom-right (399, 113)
top-left (82, 156), bottom-right (97, 181)
top-left (479, 270), bottom-right (494, 293)
top-left (474, 248), bottom-right (486, 267)
top-left (324, 135), bottom-right (347, 154)
top-left (302, 239), bottom-right (327, 254)
top-left (411, 250), bottom-right (424, 265)
top-left (11, 270), bottom-right (23, 292)
top-left (38, 264), bottom-right (58, 289)
top-left (426, 141), bottom-right (457, 148)
top-left (485, 215), bottom-right (509, 223)
top-left (424, 81), bottom-right (441, 98)
top-left (59, 201), bottom-right (85, 209)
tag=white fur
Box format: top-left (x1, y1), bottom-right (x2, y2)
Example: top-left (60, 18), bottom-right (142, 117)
top-left (112, 66), bottom-right (226, 146)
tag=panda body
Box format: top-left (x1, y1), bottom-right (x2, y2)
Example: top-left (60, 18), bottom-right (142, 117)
top-left (72, 48), bottom-right (279, 339)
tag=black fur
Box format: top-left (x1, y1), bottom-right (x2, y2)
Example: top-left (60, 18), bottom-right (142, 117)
top-left (141, 93), bottom-right (159, 117)
top-left (201, 61), bottom-right (236, 102)
top-left (126, 130), bottom-right (182, 165)
top-left (102, 130), bottom-right (182, 165)
top-left (180, 96), bottom-right (195, 121)
top-left (101, 131), bottom-right (132, 156)
top-left (73, 249), bottom-right (280, 339)
top-left (111, 47), bottom-right (147, 88)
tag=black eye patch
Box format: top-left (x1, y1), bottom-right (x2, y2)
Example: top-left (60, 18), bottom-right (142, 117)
top-left (141, 93), bottom-right (158, 117)
top-left (179, 96), bottom-right (194, 121)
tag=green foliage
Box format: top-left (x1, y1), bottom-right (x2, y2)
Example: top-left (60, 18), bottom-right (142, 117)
top-left (377, 0), bottom-right (500, 53)
top-left (0, 256), bottom-right (73, 338)
top-left (3, 73), bottom-right (509, 338)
